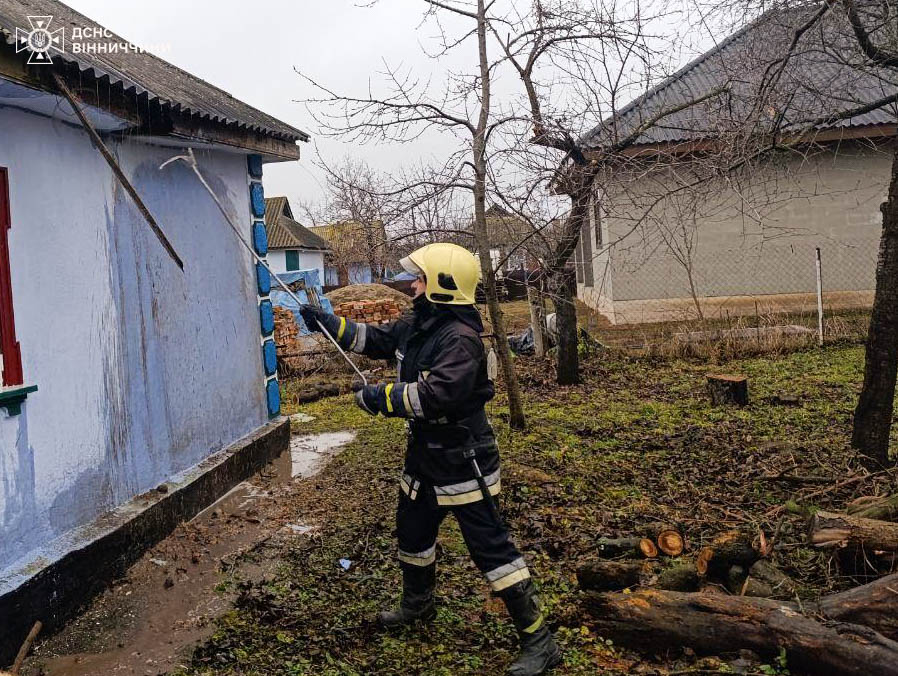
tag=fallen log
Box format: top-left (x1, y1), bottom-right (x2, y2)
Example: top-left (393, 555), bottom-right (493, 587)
top-left (576, 560), bottom-right (656, 592)
top-left (847, 494), bottom-right (898, 522)
top-left (809, 510), bottom-right (898, 551)
top-left (595, 537), bottom-right (658, 559)
top-left (817, 572), bottom-right (898, 641)
top-left (582, 588), bottom-right (898, 676)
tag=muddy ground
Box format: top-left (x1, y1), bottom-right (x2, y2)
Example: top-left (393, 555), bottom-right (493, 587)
top-left (22, 338), bottom-right (898, 676)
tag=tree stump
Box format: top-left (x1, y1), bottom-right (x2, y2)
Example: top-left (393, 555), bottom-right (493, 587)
top-left (707, 374), bottom-right (749, 406)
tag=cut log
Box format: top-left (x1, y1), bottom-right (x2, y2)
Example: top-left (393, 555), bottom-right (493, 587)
top-left (725, 564), bottom-right (774, 598)
top-left (707, 374), bottom-right (749, 406)
top-left (642, 522), bottom-right (685, 556)
top-left (595, 537), bottom-right (658, 559)
top-left (576, 560), bottom-right (656, 592)
top-left (809, 510), bottom-right (898, 551)
top-left (656, 529), bottom-right (684, 556)
top-left (695, 547), bottom-right (713, 576)
top-left (582, 588), bottom-right (898, 676)
top-left (697, 530), bottom-right (760, 577)
top-left (655, 563), bottom-right (700, 591)
top-left (747, 560), bottom-right (798, 599)
top-left (847, 494), bottom-right (898, 522)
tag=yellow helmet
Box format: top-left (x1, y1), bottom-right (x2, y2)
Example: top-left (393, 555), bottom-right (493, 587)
top-left (400, 243), bottom-right (481, 305)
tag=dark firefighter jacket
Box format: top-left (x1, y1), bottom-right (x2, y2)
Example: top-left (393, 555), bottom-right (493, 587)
top-left (325, 295), bottom-right (500, 507)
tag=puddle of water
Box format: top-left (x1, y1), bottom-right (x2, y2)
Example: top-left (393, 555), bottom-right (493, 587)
top-left (191, 431), bottom-right (356, 525)
top-left (287, 431), bottom-right (356, 479)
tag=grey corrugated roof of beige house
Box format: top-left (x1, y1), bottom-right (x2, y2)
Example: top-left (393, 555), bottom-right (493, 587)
top-left (583, 4), bottom-right (898, 150)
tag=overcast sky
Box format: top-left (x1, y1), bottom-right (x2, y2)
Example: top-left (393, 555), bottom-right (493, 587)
top-left (62, 0), bottom-right (719, 222)
top-left (58, 0), bottom-right (488, 216)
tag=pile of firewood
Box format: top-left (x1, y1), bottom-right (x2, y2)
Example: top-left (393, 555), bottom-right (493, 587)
top-left (576, 498), bottom-right (898, 675)
top-left (333, 300), bottom-right (402, 325)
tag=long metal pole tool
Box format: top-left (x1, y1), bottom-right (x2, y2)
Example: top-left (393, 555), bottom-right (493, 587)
top-left (54, 73), bottom-right (185, 270)
top-left (160, 149), bottom-right (367, 385)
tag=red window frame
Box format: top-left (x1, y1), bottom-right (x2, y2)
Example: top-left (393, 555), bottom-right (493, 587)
top-left (0, 167), bottom-right (23, 387)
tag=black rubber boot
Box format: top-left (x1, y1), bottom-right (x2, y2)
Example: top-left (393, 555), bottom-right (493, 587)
top-left (377, 564), bottom-right (437, 629)
top-left (500, 580), bottom-right (562, 676)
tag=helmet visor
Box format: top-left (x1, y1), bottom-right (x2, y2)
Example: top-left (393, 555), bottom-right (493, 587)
top-left (400, 255), bottom-right (424, 277)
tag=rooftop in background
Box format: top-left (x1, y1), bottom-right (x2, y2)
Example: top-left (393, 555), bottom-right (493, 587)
top-left (582, 4), bottom-right (898, 150)
top-left (264, 197), bottom-right (330, 251)
top-left (308, 220), bottom-right (386, 258)
top-left (0, 0), bottom-right (308, 160)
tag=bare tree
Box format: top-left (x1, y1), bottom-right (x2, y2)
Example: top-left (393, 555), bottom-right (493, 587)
top-left (820, 0), bottom-right (898, 467)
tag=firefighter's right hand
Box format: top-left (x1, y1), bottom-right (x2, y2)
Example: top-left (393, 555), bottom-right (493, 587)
top-left (299, 304), bottom-right (329, 333)
top-left (354, 384), bottom-right (380, 416)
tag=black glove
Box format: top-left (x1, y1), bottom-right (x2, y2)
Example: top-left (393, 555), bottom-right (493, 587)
top-left (354, 384), bottom-right (382, 416)
top-left (299, 304), bottom-right (334, 334)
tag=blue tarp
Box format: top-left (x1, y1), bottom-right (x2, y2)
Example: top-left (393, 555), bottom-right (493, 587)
top-left (269, 269), bottom-right (333, 334)
top-left (390, 271), bottom-right (418, 281)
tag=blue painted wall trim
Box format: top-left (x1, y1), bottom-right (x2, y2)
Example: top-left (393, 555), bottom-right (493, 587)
top-left (266, 379), bottom-right (280, 418)
top-left (262, 340), bottom-right (277, 376)
top-left (247, 155), bottom-right (263, 180)
top-left (256, 263), bottom-right (272, 296)
top-left (250, 183), bottom-right (265, 218)
top-left (252, 222), bottom-right (268, 256)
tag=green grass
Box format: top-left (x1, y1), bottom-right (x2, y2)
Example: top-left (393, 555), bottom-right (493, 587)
top-left (177, 343), bottom-right (892, 675)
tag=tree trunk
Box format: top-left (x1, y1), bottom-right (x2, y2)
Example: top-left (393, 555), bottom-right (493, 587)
top-left (808, 510), bottom-right (898, 551)
top-left (526, 285), bottom-right (547, 358)
top-left (553, 266), bottom-right (579, 385)
top-left (583, 588), bottom-right (898, 676)
top-left (852, 148), bottom-right (898, 468)
top-left (470, 0), bottom-right (525, 430)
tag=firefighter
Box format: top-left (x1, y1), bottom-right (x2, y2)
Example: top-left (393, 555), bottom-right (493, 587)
top-left (299, 243), bottom-right (561, 675)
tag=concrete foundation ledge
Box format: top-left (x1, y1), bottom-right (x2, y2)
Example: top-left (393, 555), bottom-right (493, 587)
top-left (0, 417), bottom-right (290, 666)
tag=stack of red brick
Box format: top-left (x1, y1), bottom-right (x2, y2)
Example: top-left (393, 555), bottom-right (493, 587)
top-left (273, 306), bottom-right (300, 347)
top-left (334, 299), bottom-right (402, 325)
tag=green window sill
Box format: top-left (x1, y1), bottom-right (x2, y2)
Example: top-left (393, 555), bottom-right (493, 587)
top-left (0, 384), bottom-right (37, 416)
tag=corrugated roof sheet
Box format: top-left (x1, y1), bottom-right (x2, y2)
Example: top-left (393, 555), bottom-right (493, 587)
top-left (264, 197), bottom-right (330, 250)
top-left (583, 5), bottom-right (898, 149)
top-left (0, 0), bottom-right (308, 142)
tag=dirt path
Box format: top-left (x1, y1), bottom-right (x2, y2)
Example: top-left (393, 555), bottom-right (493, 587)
top-left (22, 426), bottom-right (355, 676)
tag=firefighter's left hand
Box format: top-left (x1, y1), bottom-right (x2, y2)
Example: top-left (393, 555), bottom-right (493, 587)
top-left (354, 384), bottom-right (380, 416)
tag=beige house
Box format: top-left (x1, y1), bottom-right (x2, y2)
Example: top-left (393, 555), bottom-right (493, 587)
top-left (575, 7), bottom-right (894, 324)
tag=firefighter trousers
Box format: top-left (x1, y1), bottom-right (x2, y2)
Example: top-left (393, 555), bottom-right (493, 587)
top-left (395, 490), bottom-right (532, 593)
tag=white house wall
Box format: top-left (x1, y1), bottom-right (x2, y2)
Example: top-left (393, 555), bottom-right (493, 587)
top-left (0, 106), bottom-right (267, 574)
top-left (267, 248), bottom-right (325, 284)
